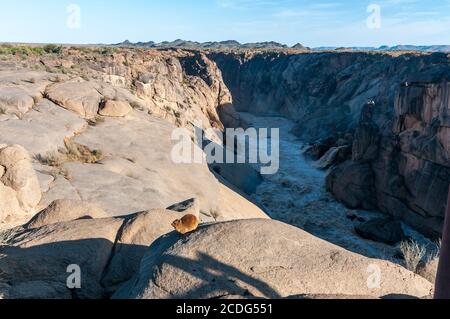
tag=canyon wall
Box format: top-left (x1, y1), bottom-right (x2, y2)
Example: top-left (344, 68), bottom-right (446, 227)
top-left (1, 47), bottom-right (439, 299)
top-left (210, 50), bottom-right (450, 237)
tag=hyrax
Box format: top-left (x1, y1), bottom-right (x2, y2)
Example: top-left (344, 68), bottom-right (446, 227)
top-left (171, 214), bottom-right (199, 235)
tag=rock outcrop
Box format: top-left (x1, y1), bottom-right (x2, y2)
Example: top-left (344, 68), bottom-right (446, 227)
top-left (98, 100), bottom-right (132, 117)
top-left (0, 48), bottom-right (266, 230)
top-left (25, 199), bottom-right (108, 229)
top-left (0, 87), bottom-right (36, 115)
top-left (100, 209), bottom-right (198, 294)
top-left (114, 219), bottom-right (432, 299)
top-left (328, 83), bottom-right (450, 238)
top-left (45, 81), bottom-right (103, 119)
top-left (326, 161), bottom-right (377, 210)
top-left (355, 218), bottom-right (405, 245)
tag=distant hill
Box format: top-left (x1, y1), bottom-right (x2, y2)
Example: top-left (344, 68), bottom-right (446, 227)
top-left (114, 40), bottom-right (450, 52)
top-left (314, 45), bottom-right (450, 52)
top-left (114, 39), bottom-right (297, 50)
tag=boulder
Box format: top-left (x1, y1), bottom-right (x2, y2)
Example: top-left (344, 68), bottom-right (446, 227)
top-left (326, 161), bottom-right (377, 210)
top-left (0, 184), bottom-right (22, 224)
top-left (45, 81), bottom-right (102, 118)
top-left (217, 103), bottom-right (248, 129)
top-left (0, 145), bottom-right (41, 222)
top-left (355, 218), bottom-right (405, 245)
top-left (98, 100), bottom-right (132, 117)
top-left (25, 199), bottom-right (109, 229)
top-left (0, 144), bottom-right (30, 168)
top-left (114, 219), bottom-right (433, 299)
top-left (0, 87), bottom-right (35, 115)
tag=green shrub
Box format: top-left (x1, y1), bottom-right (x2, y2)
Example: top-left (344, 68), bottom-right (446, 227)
top-left (43, 44), bottom-right (62, 54)
top-left (0, 45), bottom-right (45, 56)
top-left (30, 47), bottom-right (45, 55)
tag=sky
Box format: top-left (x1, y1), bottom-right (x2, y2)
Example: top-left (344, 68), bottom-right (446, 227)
top-left (1, 0), bottom-right (450, 47)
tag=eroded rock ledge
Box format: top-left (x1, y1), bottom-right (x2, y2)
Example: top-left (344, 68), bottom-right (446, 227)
top-left (0, 206), bottom-right (432, 299)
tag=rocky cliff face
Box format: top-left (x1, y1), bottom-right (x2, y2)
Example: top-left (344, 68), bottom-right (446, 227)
top-left (209, 50), bottom-right (450, 238)
top-left (210, 51), bottom-right (450, 138)
top-left (327, 81), bottom-right (450, 238)
top-left (0, 47), bottom-right (236, 131)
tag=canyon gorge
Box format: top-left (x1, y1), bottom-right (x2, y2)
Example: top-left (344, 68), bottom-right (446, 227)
top-left (0, 45), bottom-right (448, 299)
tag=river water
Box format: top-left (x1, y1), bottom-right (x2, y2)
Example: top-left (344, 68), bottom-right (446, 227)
top-left (237, 112), bottom-right (433, 261)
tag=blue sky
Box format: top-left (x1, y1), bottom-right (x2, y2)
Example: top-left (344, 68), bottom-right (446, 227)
top-left (1, 0), bottom-right (450, 47)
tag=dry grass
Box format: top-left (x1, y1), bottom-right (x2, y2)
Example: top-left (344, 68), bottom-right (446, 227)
top-left (63, 138), bottom-right (103, 164)
top-left (35, 138), bottom-right (103, 168)
top-left (34, 151), bottom-right (64, 167)
top-left (209, 209), bottom-right (220, 220)
top-left (32, 95), bottom-right (41, 106)
top-left (417, 239), bottom-right (441, 283)
top-left (426, 239), bottom-right (441, 262)
top-left (400, 240), bottom-right (427, 273)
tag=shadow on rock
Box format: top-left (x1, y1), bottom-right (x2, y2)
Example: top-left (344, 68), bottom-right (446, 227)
top-left (0, 239), bottom-right (147, 299)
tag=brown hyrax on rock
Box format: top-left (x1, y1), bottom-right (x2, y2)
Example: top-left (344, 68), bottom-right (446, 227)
top-left (171, 214), bottom-right (199, 235)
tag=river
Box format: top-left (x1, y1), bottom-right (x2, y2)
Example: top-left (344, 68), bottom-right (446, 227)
top-left (237, 112), bottom-right (433, 261)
